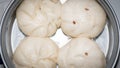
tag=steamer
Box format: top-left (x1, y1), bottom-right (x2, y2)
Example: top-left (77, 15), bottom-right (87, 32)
top-left (0, 0), bottom-right (120, 68)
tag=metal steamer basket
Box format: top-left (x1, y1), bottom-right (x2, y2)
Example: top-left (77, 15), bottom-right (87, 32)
top-left (0, 0), bottom-right (120, 68)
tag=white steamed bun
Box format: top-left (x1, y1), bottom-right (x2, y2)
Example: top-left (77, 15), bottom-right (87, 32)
top-left (58, 37), bottom-right (106, 68)
top-left (13, 37), bottom-right (58, 68)
top-left (16, 0), bottom-right (61, 37)
top-left (61, 0), bottom-right (106, 38)
top-left (40, 0), bottom-right (61, 28)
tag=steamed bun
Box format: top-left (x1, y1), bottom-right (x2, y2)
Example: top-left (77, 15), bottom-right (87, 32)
top-left (16, 0), bottom-right (61, 37)
top-left (40, 0), bottom-right (61, 28)
top-left (13, 37), bottom-right (58, 68)
top-left (58, 37), bottom-right (106, 68)
top-left (61, 0), bottom-right (106, 38)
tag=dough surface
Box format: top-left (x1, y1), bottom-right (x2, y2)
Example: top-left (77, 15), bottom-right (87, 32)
top-left (13, 37), bottom-right (58, 68)
top-left (58, 37), bottom-right (106, 68)
top-left (61, 0), bottom-right (106, 38)
top-left (16, 0), bottom-right (61, 37)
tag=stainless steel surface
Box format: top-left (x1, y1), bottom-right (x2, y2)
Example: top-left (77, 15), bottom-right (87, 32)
top-left (0, 0), bottom-right (23, 68)
top-left (0, 0), bottom-right (10, 19)
top-left (0, 65), bottom-right (4, 68)
top-left (108, 0), bottom-right (120, 68)
top-left (0, 0), bottom-right (11, 68)
top-left (0, 0), bottom-right (120, 68)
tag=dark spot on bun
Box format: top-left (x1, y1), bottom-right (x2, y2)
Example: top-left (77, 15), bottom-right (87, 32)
top-left (39, 7), bottom-right (41, 10)
top-left (85, 52), bottom-right (88, 56)
top-left (85, 8), bottom-right (89, 11)
top-left (73, 21), bottom-right (76, 24)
